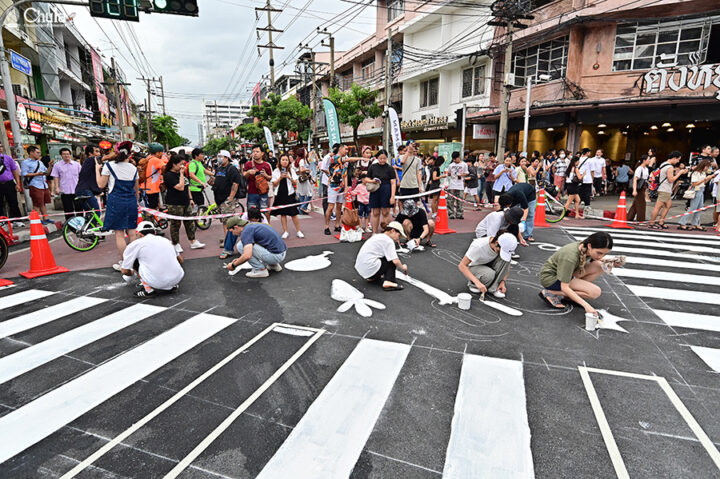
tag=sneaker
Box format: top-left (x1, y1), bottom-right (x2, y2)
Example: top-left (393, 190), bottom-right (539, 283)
top-left (365, 227), bottom-right (372, 233)
top-left (134, 288), bottom-right (156, 298)
top-left (112, 262), bottom-right (122, 272)
top-left (296, 231), bottom-right (305, 238)
top-left (268, 263), bottom-right (283, 272)
top-left (190, 240), bottom-right (205, 249)
top-left (468, 284), bottom-right (481, 294)
top-left (281, 231), bottom-right (289, 239)
top-left (330, 214), bottom-right (336, 221)
top-left (324, 228), bottom-right (331, 235)
top-left (511, 253), bottom-right (520, 259)
top-left (42, 219), bottom-right (55, 225)
top-left (12, 221), bottom-right (25, 228)
top-left (246, 268), bottom-right (269, 278)
top-left (492, 291), bottom-right (506, 299)
top-left (334, 226), bottom-right (341, 232)
top-left (174, 243), bottom-right (184, 254)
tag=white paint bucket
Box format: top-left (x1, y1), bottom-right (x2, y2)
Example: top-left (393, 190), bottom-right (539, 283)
top-left (585, 312), bottom-right (599, 331)
top-left (457, 293), bottom-right (472, 310)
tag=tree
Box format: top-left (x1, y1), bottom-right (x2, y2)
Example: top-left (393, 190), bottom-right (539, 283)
top-left (235, 122), bottom-right (264, 143)
top-left (204, 136), bottom-right (238, 157)
top-left (248, 93), bottom-right (312, 147)
top-left (137, 115), bottom-right (189, 149)
top-left (326, 84), bottom-right (383, 149)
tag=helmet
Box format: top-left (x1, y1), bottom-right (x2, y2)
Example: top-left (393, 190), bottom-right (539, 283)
top-left (136, 220), bottom-right (157, 235)
top-left (148, 143), bottom-right (164, 154)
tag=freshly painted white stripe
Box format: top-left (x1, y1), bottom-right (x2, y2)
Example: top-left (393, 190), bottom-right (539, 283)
top-left (691, 346), bottom-right (720, 373)
top-left (564, 226), bottom-right (720, 242)
top-left (0, 313), bottom-right (236, 464)
top-left (164, 329), bottom-right (325, 478)
top-left (613, 268), bottom-right (720, 287)
top-left (623, 256), bottom-right (720, 273)
top-left (0, 296), bottom-right (107, 339)
top-left (611, 246), bottom-right (720, 264)
top-left (0, 289), bottom-right (54, 311)
top-left (654, 310), bottom-right (720, 333)
top-left (567, 235), bottom-right (720, 255)
top-left (442, 355), bottom-right (534, 479)
top-left (256, 339), bottom-right (411, 479)
top-left (0, 304), bottom-right (164, 385)
top-left (564, 227), bottom-right (720, 245)
top-left (578, 367), bottom-right (630, 479)
top-left (626, 285), bottom-right (720, 304)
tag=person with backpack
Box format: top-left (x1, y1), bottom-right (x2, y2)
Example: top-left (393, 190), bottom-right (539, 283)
top-left (21, 145), bottom-right (52, 224)
top-left (678, 159), bottom-right (717, 231)
top-left (243, 145), bottom-right (272, 222)
top-left (0, 144), bottom-right (23, 227)
top-left (324, 143), bottom-right (350, 235)
top-left (627, 155), bottom-right (652, 222)
top-left (647, 151), bottom-right (688, 229)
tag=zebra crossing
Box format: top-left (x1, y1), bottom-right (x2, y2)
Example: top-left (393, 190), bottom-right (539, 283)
top-left (0, 286), bottom-right (717, 478)
top-left (563, 226), bottom-right (720, 374)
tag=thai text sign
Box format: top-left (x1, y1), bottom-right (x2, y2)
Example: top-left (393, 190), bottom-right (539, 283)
top-left (644, 64), bottom-right (720, 100)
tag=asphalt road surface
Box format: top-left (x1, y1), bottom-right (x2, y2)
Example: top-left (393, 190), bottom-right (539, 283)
top-left (1, 226), bottom-right (719, 478)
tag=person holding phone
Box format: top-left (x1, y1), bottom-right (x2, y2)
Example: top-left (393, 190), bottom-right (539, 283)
top-left (270, 154), bottom-right (304, 239)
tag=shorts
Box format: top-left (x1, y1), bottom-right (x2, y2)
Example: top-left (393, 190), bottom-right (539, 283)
top-left (358, 203), bottom-right (370, 217)
top-left (247, 193), bottom-right (269, 210)
top-left (328, 185), bottom-right (345, 204)
top-left (593, 177), bottom-right (603, 192)
top-left (29, 186), bottom-right (50, 206)
top-left (398, 187), bottom-right (419, 197)
top-left (369, 182), bottom-right (392, 209)
top-left (546, 280), bottom-right (562, 291)
top-left (464, 187), bottom-right (478, 196)
top-left (219, 200), bottom-right (236, 224)
top-left (656, 191), bottom-right (672, 203)
top-left (566, 182), bottom-right (579, 195)
top-left (145, 192), bottom-right (160, 209)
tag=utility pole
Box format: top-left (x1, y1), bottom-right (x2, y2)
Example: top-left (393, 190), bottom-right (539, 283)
top-left (106, 57), bottom-right (130, 141)
top-left (256, 0), bottom-right (284, 93)
top-left (318, 27), bottom-right (335, 88)
top-left (139, 77), bottom-right (154, 142)
top-left (384, 28), bottom-right (393, 153)
top-left (158, 76), bottom-right (167, 115)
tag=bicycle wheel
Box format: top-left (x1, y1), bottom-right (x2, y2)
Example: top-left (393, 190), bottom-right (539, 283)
top-left (543, 192), bottom-right (567, 223)
top-left (196, 206), bottom-right (212, 230)
top-left (62, 216), bottom-right (99, 252)
top-left (0, 234), bottom-right (8, 271)
top-left (234, 200), bottom-right (246, 215)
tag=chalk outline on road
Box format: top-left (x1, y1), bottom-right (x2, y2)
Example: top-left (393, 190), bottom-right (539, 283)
top-left (61, 322), bottom-right (323, 479)
top-left (578, 366), bottom-right (720, 478)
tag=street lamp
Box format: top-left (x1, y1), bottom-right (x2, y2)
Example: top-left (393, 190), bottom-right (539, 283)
top-left (522, 74), bottom-right (551, 154)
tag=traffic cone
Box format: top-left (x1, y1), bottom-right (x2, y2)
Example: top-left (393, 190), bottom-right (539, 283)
top-left (435, 190), bottom-right (456, 235)
top-left (0, 278), bottom-right (13, 287)
top-left (20, 211), bottom-right (69, 279)
top-left (609, 191), bottom-right (634, 229)
top-left (534, 188), bottom-right (551, 228)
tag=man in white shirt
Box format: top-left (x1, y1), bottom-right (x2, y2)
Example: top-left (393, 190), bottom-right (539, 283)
top-left (354, 221), bottom-right (408, 291)
top-left (121, 221), bottom-right (184, 298)
top-left (591, 149), bottom-right (606, 197)
top-left (577, 148), bottom-right (594, 206)
top-left (458, 231), bottom-right (517, 298)
top-left (320, 149), bottom-right (333, 215)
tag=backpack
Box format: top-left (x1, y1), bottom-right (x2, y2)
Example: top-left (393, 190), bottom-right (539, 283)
top-left (137, 156), bottom-right (150, 188)
top-left (648, 162), bottom-right (670, 191)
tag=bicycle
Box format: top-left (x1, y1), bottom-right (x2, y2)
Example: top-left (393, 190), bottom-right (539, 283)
top-left (61, 197), bottom-right (110, 252)
top-left (0, 217), bottom-right (17, 271)
top-left (536, 182), bottom-right (567, 223)
top-left (196, 192), bottom-right (245, 230)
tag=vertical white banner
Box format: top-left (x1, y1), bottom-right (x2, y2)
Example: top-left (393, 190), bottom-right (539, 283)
top-left (387, 107), bottom-right (402, 157)
top-left (263, 126), bottom-right (275, 155)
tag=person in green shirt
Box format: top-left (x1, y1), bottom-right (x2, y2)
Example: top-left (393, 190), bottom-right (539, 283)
top-left (187, 148), bottom-right (213, 206)
top-left (538, 232), bottom-right (615, 316)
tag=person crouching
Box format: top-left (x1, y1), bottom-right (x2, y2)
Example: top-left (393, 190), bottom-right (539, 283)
top-left (458, 230), bottom-right (517, 298)
top-left (225, 215), bottom-right (287, 278)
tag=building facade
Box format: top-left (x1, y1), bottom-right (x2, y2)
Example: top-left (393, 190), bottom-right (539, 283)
top-left (201, 99), bottom-right (251, 139)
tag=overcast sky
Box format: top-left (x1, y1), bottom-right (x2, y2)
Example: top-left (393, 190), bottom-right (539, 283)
top-left (68, 0), bottom-right (377, 143)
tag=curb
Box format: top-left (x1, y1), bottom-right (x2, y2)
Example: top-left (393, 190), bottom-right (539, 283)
top-left (12, 221), bottom-right (62, 245)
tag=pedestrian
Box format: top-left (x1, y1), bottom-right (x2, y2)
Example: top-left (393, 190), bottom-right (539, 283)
top-left (398, 141), bottom-right (423, 197)
top-left (506, 182), bottom-right (537, 242)
top-left (627, 155), bottom-right (652, 222)
top-left (491, 154), bottom-right (516, 202)
top-left (271, 153), bottom-right (304, 239)
top-left (95, 141), bottom-right (138, 271)
top-left (542, 153), bottom-right (555, 186)
top-left (243, 145), bottom-right (272, 222)
top-left (476, 152), bottom-right (487, 202)
top-left (678, 160), bottom-right (716, 231)
top-left (0, 144), bottom-right (23, 227)
top-left (224, 215), bottom-right (287, 278)
top-left (366, 149), bottom-right (396, 234)
top-left (446, 151), bottom-right (468, 219)
top-left (712, 165), bottom-right (720, 231)
top-left (350, 174), bottom-right (371, 233)
top-left (553, 149), bottom-right (569, 194)
top-left (458, 229), bottom-right (517, 298)
top-left (515, 157), bottom-right (529, 184)
top-left (51, 147), bottom-right (82, 220)
top-left (428, 156), bottom-right (446, 218)
top-left (163, 153), bottom-right (205, 253)
top-left (563, 155), bottom-right (585, 219)
top-left (591, 149), bottom-right (606, 197)
top-left (615, 159), bottom-right (632, 195)
top-left (324, 143), bottom-right (349, 235)
top-left (396, 199), bottom-right (436, 249)
top-left (138, 143), bottom-right (165, 209)
top-left (648, 151), bottom-right (687, 229)
top-left (319, 148), bottom-right (332, 218)
top-left (75, 144), bottom-right (103, 213)
top-left (187, 148), bottom-right (212, 208)
top-left (354, 221), bottom-right (408, 291)
top-left (121, 221), bottom-right (184, 298)
top-left (485, 152), bottom-right (498, 203)
top-left (21, 145), bottom-right (52, 224)
top-left (214, 150), bottom-right (243, 260)
top-left (295, 149), bottom-right (314, 215)
top-left (538, 232), bottom-right (616, 316)
top-left (576, 148), bottom-right (594, 211)
top-left (463, 156), bottom-right (481, 208)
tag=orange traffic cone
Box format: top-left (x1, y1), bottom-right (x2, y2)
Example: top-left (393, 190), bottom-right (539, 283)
top-left (435, 190), bottom-right (456, 235)
top-left (0, 278), bottom-right (13, 287)
top-left (534, 188), bottom-right (551, 228)
top-left (609, 191), bottom-right (633, 229)
top-left (20, 211), bottom-right (69, 278)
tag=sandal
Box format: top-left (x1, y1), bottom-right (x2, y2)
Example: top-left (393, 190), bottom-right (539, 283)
top-left (647, 224), bottom-right (660, 229)
top-left (219, 252), bottom-right (229, 259)
top-left (383, 284), bottom-right (404, 291)
top-left (693, 226), bottom-right (706, 231)
top-left (424, 240), bottom-right (437, 248)
top-left (658, 222), bottom-right (669, 229)
top-left (677, 225), bottom-right (690, 230)
top-left (538, 289), bottom-right (565, 309)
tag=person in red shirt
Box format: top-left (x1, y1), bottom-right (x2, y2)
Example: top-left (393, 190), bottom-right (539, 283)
top-left (243, 145), bottom-right (273, 221)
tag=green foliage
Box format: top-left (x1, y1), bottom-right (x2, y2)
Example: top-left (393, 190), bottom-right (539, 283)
top-left (138, 115), bottom-right (189, 149)
top-left (326, 84), bottom-right (383, 148)
top-left (203, 136), bottom-right (239, 157)
top-left (248, 93), bottom-right (313, 145)
top-left (235, 122), bottom-right (264, 143)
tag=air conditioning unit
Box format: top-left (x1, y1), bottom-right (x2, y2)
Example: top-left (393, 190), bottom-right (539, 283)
top-left (12, 84), bottom-right (31, 99)
top-left (505, 73), bottom-right (516, 87)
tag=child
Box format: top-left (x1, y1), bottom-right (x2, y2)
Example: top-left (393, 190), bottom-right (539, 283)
top-left (463, 156), bottom-right (481, 209)
top-left (351, 174), bottom-right (371, 233)
top-left (447, 151), bottom-right (468, 219)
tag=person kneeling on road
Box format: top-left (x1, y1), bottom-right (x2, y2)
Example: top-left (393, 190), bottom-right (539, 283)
top-left (354, 221), bottom-right (408, 291)
top-left (225, 215), bottom-right (287, 278)
top-left (458, 230), bottom-right (517, 298)
top-left (538, 232), bottom-right (621, 316)
top-left (121, 221), bottom-right (184, 298)
top-left (396, 199), bottom-right (436, 250)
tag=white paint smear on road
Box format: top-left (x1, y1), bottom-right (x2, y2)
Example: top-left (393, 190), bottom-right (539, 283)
top-left (690, 346), bottom-right (720, 373)
top-left (626, 285), bottom-right (720, 305)
top-left (0, 289), bottom-right (54, 311)
top-left (284, 251), bottom-right (334, 271)
top-left (564, 228), bottom-right (720, 246)
top-left (0, 304), bottom-right (164, 385)
top-left (0, 313), bottom-right (236, 464)
top-left (256, 339), bottom-right (410, 479)
top-left (567, 235), bottom-right (720, 255)
top-left (613, 268), bottom-right (720, 287)
top-left (564, 226), bottom-right (720, 242)
top-left (654, 310), bottom-right (720, 333)
top-left (442, 355), bottom-right (534, 479)
top-left (0, 296), bottom-right (106, 339)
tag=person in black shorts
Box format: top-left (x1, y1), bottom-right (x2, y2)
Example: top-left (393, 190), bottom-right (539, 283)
top-left (395, 199), bottom-right (436, 249)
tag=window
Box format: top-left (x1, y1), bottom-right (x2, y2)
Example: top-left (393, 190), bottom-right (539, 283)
top-left (361, 58), bottom-right (374, 81)
top-left (420, 77), bottom-right (439, 108)
top-left (612, 16), bottom-right (719, 71)
top-left (462, 65), bottom-right (486, 98)
top-left (387, 0), bottom-right (404, 22)
top-left (512, 36), bottom-right (568, 87)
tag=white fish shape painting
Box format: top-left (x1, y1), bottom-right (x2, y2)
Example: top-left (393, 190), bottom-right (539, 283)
top-left (285, 251), bottom-right (334, 271)
top-left (331, 279), bottom-right (386, 318)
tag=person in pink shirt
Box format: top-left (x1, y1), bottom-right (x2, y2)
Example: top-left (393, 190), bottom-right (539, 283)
top-left (351, 173), bottom-right (371, 233)
top-left (51, 148), bottom-right (82, 219)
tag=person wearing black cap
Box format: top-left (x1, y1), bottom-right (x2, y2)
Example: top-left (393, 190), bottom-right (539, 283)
top-left (474, 200), bottom-right (525, 252)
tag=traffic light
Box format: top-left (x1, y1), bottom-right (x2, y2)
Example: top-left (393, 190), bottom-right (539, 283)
top-left (89, 0), bottom-right (139, 21)
top-left (455, 108), bottom-right (464, 127)
top-left (151, 0), bottom-right (198, 16)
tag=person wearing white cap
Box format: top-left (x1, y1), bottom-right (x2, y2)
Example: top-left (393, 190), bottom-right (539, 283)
top-left (354, 221), bottom-right (408, 291)
top-left (458, 230), bottom-right (517, 298)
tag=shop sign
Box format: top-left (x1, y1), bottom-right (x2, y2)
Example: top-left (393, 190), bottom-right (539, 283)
top-left (643, 63), bottom-right (720, 100)
top-left (401, 116), bottom-right (449, 132)
top-left (472, 124), bottom-right (496, 140)
top-left (29, 121), bottom-right (42, 133)
top-left (99, 140), bottom-right (112, 150)
top-left (10, 50), bottom-right (32, 75)
top-left (16, 103), bottom-right (28, 129)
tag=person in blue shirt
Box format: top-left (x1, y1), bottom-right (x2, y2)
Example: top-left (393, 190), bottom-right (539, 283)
top-left (491, 155), bottom-right (517, 203)
top-left (20, 145), bottom-right (52, 224)
top-left (614, 160), bottom-right (632, 195)
top-left (225, 211), bottom-right (287, 278)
